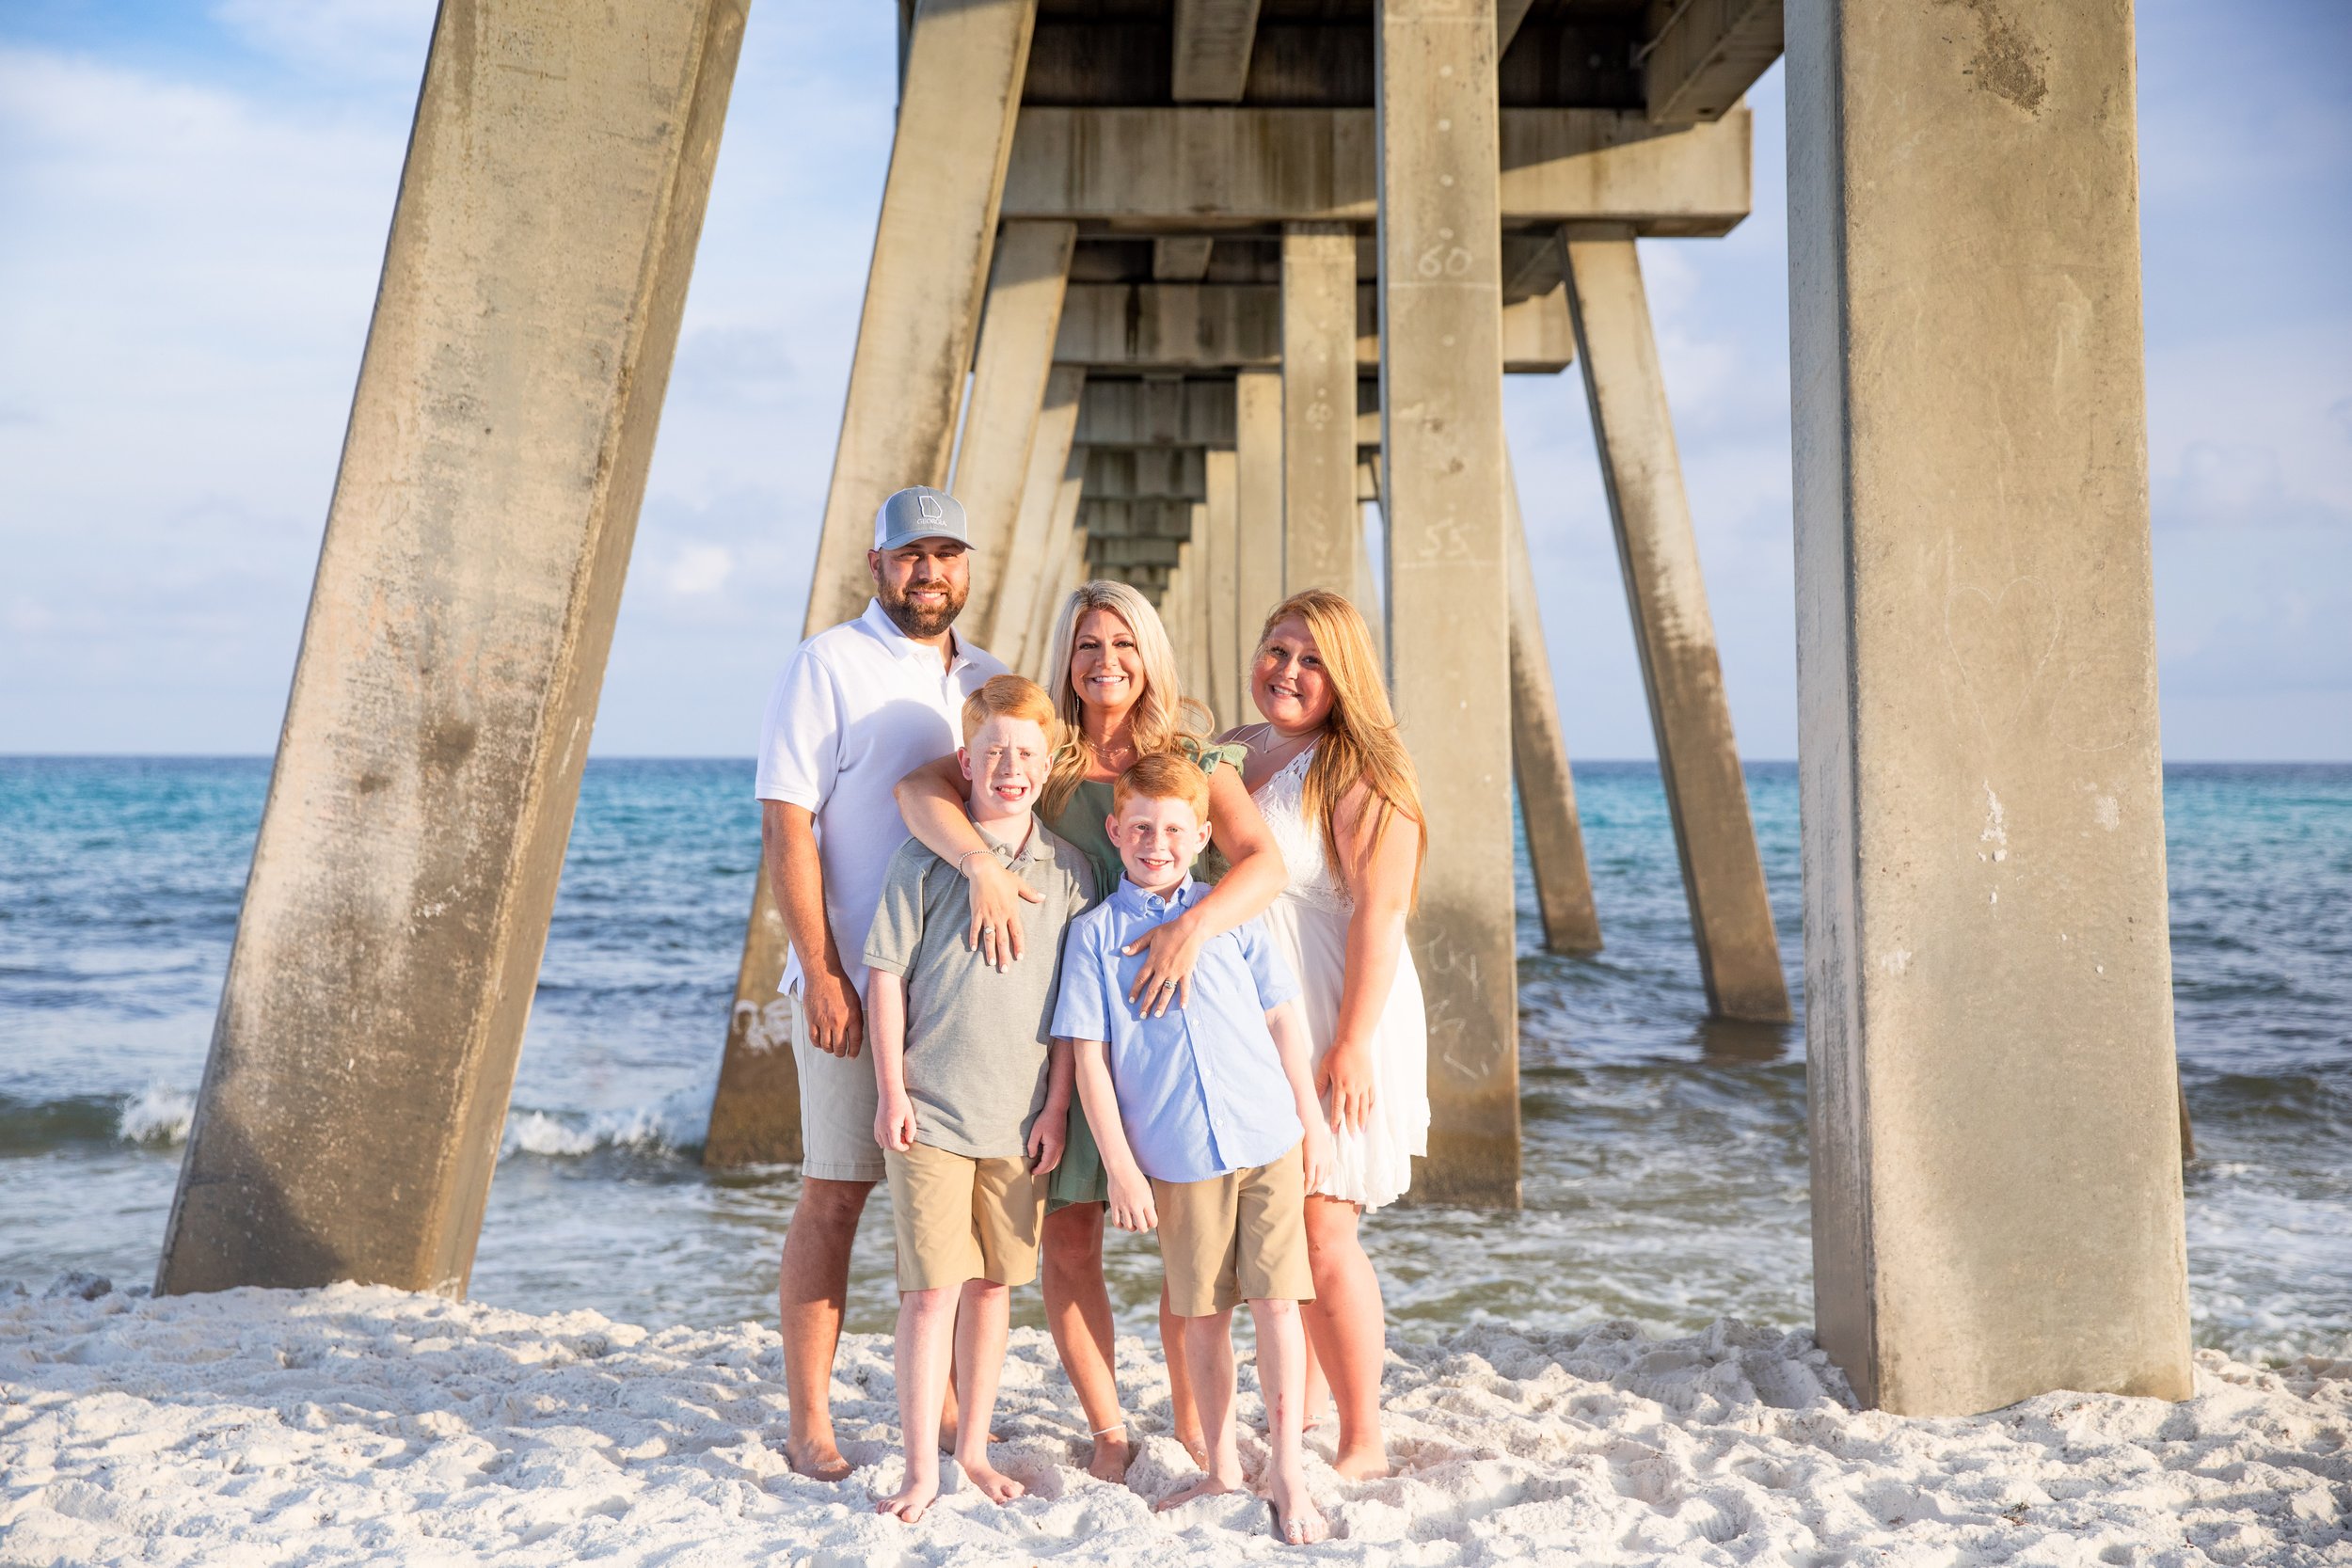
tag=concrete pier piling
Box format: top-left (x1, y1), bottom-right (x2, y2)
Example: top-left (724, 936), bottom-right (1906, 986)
top-left (157, 0), bottom-right (747, 1294)
top-left (1786, 0), bottom-right (2192, 1415)
top-left (984, 365), bottom-right (1087, 654)
top-left (958, 220), bottom-right (1078, 633)
top-left (1562, 227), bottom-right (1788, 1023)
top-left (1504, 451), bottom-right (1603, 956)
top-left (1376, 0), bottom-right (1520, 1207)
top-left (1233, 368), bottom-right (1284, 673)
top-left (707, 0), bottom-right (1038, 1168)
top-left (1282, 223), bottom-right (1366, 601)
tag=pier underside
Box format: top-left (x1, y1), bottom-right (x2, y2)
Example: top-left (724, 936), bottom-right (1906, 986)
top-left (161, 0), bottom-right (2193, 1418)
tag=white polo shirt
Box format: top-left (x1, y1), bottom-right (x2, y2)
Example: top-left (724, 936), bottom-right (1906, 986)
top-left (755, 598), bottom-right (1007, 997)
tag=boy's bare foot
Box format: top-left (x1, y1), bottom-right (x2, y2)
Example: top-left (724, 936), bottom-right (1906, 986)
top-left (1267, 1490), bottom-right (1331, 1545)
top-left (785, 1435), bottom-right (852, 1482)
top-left (1154, 1472), bottom-right (1241, 1513)
top-left (961, 1457), bottom-right (1026, 1505)
top-left (1330, 1444), bottom-right (1391, 1481)
top-left (1084, 1433), bottom-right (1134, 1481)
top-left (874, 1475), bottom-right (939, 1523)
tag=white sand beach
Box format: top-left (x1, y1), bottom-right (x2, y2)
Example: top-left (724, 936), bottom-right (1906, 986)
top-left (3, 1277), bottom-right (2345, 1566)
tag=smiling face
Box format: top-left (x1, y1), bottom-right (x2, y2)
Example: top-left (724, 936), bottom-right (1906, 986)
top-left (1069, 607), bottom-right (1147, 721)
top-left (959, 713), bottom-right (1052, 825)
top-left (1107, 792), bottom-right (1214, 895)
top-left (1252, 613), bottom-right (1334, 733)
top-left (867, 538), bottom-right (971, 640)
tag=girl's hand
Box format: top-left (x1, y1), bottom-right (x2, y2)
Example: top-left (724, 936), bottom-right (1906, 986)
top-left (963, 855), bottom-right (1043, 970)
top-left (1317, 1039), bottom-right (1376, 1133)
top-left (1122, 914), bottom-right (1206, 1017)
top-left (874, 1093), bottom-right (916, 1152)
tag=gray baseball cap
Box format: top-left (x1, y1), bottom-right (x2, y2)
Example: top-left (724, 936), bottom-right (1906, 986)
top-left (872, 486), bottom-right (971, 552)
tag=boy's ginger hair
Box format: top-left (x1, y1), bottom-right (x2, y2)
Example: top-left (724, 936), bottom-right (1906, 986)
top-left (961, 673), bottom-right (1057, 745)
top-left (1110, 751), bottom-right (1211, 824)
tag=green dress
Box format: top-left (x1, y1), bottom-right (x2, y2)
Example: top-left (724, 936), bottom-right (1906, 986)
top-left (1042, 736), bottom-right (1248, 1210)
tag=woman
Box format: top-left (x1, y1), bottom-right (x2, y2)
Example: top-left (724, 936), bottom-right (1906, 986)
top-left (1221, 589), bottom-right (1428, 1481)
top-left (893, 579), bottom-right (1288, 1482)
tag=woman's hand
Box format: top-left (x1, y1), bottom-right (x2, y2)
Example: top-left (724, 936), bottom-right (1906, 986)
top-left (1317, 1038), bottom-right (1376, 1133)
top-left (963, 855), bottom-right (1043, 970)
top-left (1027, 1101), bottom-right (1069, 1175)
top-left (1122, 912), bottom-right (1208, 1017)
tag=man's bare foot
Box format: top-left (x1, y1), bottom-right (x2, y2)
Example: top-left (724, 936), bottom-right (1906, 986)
top-left (1084, 1433), bottom-right (1134, 1482)
top-left (1330, 1445), bottom-right (1391, 1481)
top-left (1154, 1472), bottom-right (1241, 1513)
top-left (785, 1434), bottom-right (852, 1482)
top-left (874, 1474), bottom-right (938, 1523)
top-left (1267, 1491), bottom-right (1331, 1545)
top-left (961, 1457), bottom-right (1026, 1505)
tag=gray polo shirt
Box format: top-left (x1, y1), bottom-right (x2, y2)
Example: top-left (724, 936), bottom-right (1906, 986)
top-left (863, 818), bottom-right (1097, 1158)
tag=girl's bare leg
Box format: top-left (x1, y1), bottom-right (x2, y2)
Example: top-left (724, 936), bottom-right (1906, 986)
top-left (1041, 1203), bottom-right (1132, 1480)
top-left (1301, 1195), bottom-right (1390, 1479)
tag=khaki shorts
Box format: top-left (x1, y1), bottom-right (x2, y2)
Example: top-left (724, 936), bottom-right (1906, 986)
top-left (788, 990), bottom-right (883, 1181)
top-left (1152, 1142), bottom-right (1313, 1317)
top-left (884, 1140), bottom-right (1045, 1292)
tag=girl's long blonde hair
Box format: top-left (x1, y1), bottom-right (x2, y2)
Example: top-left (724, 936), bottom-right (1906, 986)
top-left (1259, 590), bottom-right (1427, 900)
top-left (1039, 579), bottom-right (1210, 820)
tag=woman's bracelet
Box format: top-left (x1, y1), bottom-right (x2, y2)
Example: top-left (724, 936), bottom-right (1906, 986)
top-left (954, 848), bottom-right (990, 877)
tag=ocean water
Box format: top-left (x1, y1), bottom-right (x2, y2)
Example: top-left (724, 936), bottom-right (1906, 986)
top-left (2, 756), bottom-right (2346, 1367)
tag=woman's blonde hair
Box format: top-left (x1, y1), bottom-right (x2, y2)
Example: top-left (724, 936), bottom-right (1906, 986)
top-left (1039, 579), bottom-right (1210, 820)
top-left (1257, 589), bottom-right (1426, 899)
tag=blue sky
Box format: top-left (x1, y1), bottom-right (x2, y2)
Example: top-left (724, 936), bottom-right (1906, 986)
top-left (2, 1), bottom-right (2346, 760)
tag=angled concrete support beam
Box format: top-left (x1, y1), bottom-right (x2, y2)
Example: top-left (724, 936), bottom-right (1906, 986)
top-left (958, 220), bottom-right (1078, 633)
top-left (1018, 450), bottom-right (1089, 678)
top-left (1562, 225), bottom-right (1788, 1022)
top-left (157, 0), bottom-right (746, 1294)
top-left (1283, 223), bottom-right (1363, 600)
top-left (1497, 0), bottom-right (1537, 54)
top-left (984, 364), bottom-right (1086, 653)
top-left (1172, 0), bottom-right (1263, 103)
top-left (1645, 0), bottom-right (1783, 125)
top-left (1233, 369), bottom-right (1284, 680)
top-left (1504, 448), bottom-right (1602, 954)
top-left (1787, 0), bottom-right (2189, 1416)
top-left (1002, 106), bottom-right (1752, 235)
top-left (1378, 0), bottom-right (1518, 1207)
top-left (712, 0), bottom-right (1036, 1169)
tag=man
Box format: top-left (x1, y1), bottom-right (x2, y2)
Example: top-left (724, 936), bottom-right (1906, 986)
top-left (755, 485), bottom-right (1006, 1480)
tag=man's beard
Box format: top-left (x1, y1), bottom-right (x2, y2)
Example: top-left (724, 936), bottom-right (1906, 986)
top-left (879, 576), bottom-right (967, 640)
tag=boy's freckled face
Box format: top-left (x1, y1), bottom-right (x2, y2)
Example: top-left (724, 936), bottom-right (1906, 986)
top-left (1107, 795), bottom-right (1213, 893)
top-left (959, 716), bottom-right (1052, 822)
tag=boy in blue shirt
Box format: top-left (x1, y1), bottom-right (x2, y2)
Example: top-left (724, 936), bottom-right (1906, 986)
top-left (1053, 752), bottom-right (1334, 1546)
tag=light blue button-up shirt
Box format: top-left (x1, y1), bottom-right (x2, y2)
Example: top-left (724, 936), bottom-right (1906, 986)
top-left (1052, 877), bottom-right (1304, 1184)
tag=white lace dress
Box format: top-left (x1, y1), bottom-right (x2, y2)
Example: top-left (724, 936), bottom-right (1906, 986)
top-left (1250, 738), bottom-right (1430, 1210)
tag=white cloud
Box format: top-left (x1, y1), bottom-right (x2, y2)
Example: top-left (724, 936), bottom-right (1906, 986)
top-left (211, 0), bottom-right (436, 84)
top-left (663, 544), bottom-right (735, 598)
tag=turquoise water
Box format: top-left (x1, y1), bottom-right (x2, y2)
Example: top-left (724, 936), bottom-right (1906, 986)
top-left (1, 757), bottom-right (2345, 1364)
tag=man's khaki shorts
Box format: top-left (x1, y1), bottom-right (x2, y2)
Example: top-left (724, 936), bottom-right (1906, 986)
top-left (883, 1140), bottom-right (1046, 1292)
top-left (787, 989), bottom-right (884, 1182)
top-left (1152, 1141), bottom-right (1314, 1317)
